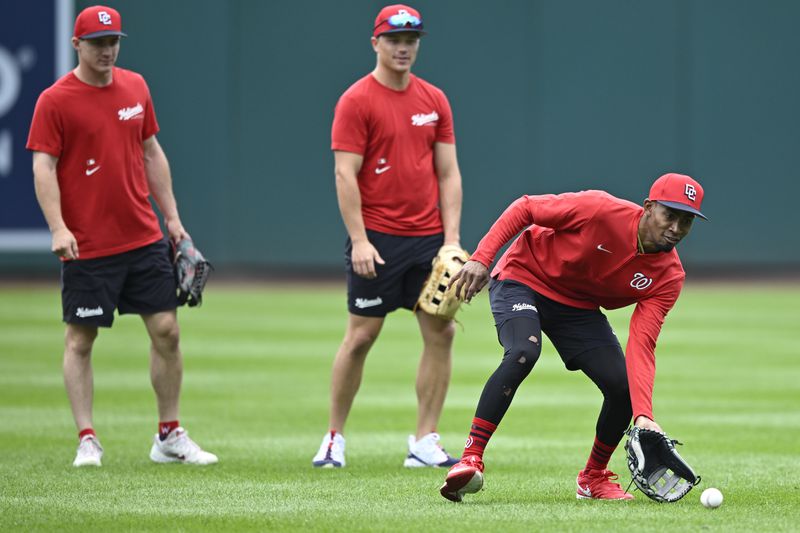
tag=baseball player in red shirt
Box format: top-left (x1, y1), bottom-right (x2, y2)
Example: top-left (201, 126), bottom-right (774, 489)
top-left (27, 6), bottom-right (216, 467)
top-left (313, 4), bottom-right (464, 468)
top-left (439, 173), bottom-right (707, 501)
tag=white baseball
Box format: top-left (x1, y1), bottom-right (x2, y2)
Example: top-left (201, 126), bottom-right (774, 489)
top-left (700, 487), bottom-right (723, 508)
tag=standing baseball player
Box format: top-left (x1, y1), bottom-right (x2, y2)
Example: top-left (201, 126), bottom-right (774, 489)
top-left (27, 5), bottom-right (216, 467)
top-left (312, 4), bottom-right (464, 468)
top-left (439, 174), bottom-right (707, 501)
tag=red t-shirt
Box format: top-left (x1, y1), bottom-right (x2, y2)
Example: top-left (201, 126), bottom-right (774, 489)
top-left (331, 73), bottom-right (455, 236)
top-left (470, 191), bottom-right (686, 422)
top-left (27, 67), bottom-right (163, 259)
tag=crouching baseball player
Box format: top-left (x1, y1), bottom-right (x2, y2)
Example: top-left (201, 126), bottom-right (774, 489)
top-left (440, 174), bottom-right (707, 502)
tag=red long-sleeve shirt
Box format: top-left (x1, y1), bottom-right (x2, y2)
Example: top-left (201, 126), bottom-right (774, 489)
top-left (470, 191), bottom-right (685, 421)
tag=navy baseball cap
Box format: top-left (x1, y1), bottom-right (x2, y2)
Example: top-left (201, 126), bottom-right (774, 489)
top-left (649, 173), bottom-right (708, 220)
top-left (373, 5), bottom-right (426, 37)
top-left (74, 6), bottom-right (127, 39)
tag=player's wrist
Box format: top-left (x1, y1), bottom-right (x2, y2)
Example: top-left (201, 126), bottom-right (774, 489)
top-left (467, 254), bottom-right (491, 269)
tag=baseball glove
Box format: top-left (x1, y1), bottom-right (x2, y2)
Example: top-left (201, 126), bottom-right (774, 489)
top-left (624, 426), bottom-right (701, 502)
top-left (173, 238), bottom-right (213, 307)
top-left (415, 245), bottom-right (470, 320)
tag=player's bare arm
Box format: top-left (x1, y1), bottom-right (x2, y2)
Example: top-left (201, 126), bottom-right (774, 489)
top-left (434, 142), bottom-right (463, 247)
top-left (334, 150), bottom-right (385, 279)
top-left (448, 260), bottom-right (489, 303)
top-left (32, 151), bottom-right (78, 259)
top-left (143, 135), bottom-right (188, 243)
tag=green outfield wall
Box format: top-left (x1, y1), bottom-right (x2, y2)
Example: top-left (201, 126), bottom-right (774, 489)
top-left (4, 0), bottom-right (799, 274)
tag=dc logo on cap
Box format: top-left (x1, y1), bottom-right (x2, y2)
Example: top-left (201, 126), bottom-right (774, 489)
top-left (98, 11), bottom-right (112, 25)
top-left (684, 184), bottom-right (697, 201)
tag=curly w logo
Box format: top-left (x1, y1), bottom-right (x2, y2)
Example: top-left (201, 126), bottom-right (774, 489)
top-left (630, 273), bottom-right (653, 290)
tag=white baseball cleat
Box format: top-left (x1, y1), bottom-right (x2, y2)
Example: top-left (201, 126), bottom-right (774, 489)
top-left (149, 427), bottom-right (218, 465)
top-left (73, 435), bottom-right (103, 467)
top-left (403, 432), bottom-right (459, 468)
top-left (312, 431), bottom-right (346, 468)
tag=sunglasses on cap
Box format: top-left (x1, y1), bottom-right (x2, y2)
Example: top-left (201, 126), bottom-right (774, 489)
top-left (376, 10), bottom-right (423, 30)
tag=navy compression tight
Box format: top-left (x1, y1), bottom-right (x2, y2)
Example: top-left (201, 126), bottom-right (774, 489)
top-left (474, 316), bottom-right (633, 446)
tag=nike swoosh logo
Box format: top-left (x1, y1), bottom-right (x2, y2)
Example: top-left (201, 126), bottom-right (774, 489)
top-left (578, 484), bottom-right (592, 497)
top-left (375, 166), bottom-right (391, 174)
top-left (85, 166), bottom-right (101, 176)
top-left (597, 244), bottom-right (612, 254)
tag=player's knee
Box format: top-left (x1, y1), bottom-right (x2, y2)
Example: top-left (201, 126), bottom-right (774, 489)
top-left (427, 319), bottom-right (456, 347)
top-left (150, 320), bottom-right (180, 352)
top-left (417, 311), bottom-right (456, 347)
top-left (64, 326), bottom-right (97, 357)
top-left (502, 343), bottom-right (540, 375)
top-left (344, 328), bottom-right (379, 355)
top-left (164, 325), bottom-right (181, 352)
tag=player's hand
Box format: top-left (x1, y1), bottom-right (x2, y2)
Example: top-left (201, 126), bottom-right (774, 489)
top-left (165, 217), bottom-right (189, 244)
top-left (51, 227), bottom-right (79, 260)
top-left (351, 239), bottom-right (385, 279)
top-left (634, 415), bottom-right (664, 434)
top-left (448, 260), bottom-right (489, 303)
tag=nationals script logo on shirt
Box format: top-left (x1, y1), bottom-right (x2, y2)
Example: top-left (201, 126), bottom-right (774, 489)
top-left (118, 103), bottom-right (144, 121)
top-left (411, 111), bottom-right (438, 126)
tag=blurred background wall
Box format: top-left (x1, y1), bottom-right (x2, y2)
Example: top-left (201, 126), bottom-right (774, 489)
top-left (2, 0), bottom-right (799, 276)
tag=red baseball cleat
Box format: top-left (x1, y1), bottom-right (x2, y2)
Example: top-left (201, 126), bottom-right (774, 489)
top-left (576, 469), bottom-right (634, 500)
top-left (440, 455), bottom-right (485, 502)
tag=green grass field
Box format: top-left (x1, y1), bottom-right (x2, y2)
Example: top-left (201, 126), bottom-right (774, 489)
top-left (1, 281), bottom-right (798, 532)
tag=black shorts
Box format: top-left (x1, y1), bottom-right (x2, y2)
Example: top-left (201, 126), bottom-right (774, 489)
top-left (61, 238), bottom-right (178, 328)
top-left (345, 229), bottom-right (443, 317)
top-left (489, 278), bottom-right (621, 370)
